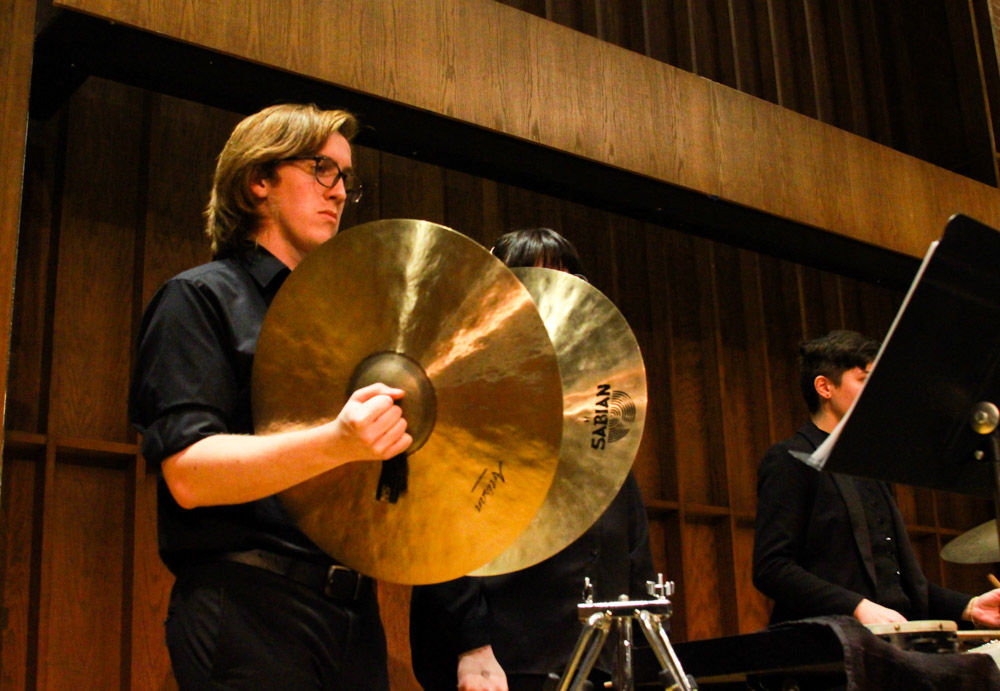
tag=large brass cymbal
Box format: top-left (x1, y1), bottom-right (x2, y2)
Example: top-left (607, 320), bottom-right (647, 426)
top-left (470, 267), bottom-right (647, 576)
top-left (252, 220), bottom-right (564, 585)
top-left (941, 520), bottom-right (1000, 564)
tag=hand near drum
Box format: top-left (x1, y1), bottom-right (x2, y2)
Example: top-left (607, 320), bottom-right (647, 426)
top-left (966, 588), bottom-right (1000, 629)
top-left (853, 598), bottom-right (907, 625)
top-left (853, 589), bottom-right (1000, 628)
top-left (457, 645), bottom-right (508, 691)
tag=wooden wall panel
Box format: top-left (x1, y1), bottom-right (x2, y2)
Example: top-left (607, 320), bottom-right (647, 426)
top-left (665, 235), bottom-right (726, 508)
top-left (644, 0), bottom-right (694, 70)
top-left (757, 255), bottom-right (805, 446)
top-left (142, 98), bottom-right (233, 302)
top-left (40, 455), bottom-right (128, 689)
top-left (0, 0), bottom-right (36, 455)
top-left (732, 524), bottom-right (770, 631)
top-left (713, 246), bottom-right (771, 516)
top-left (680, 518), bottom-right (733, 640)
top-left (129, 464), bottom-right (175, 691)
top-left (5, 116), bottom-right (60, 435)
top-left (54, 0), bottom-right (1000, 260)
top-left (636, 225), bottom-right (675, 503)
top-left (0, 451), bottom-right (42, 691)
top-left (48, 80), bottom-right (141, 442)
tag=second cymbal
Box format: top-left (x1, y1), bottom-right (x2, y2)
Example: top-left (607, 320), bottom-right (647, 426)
top-left (470, 267), bottom-right (648, 576)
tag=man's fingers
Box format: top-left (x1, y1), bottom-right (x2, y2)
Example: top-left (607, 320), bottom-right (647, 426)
top-left (349, 382), bottom-right (405, 404)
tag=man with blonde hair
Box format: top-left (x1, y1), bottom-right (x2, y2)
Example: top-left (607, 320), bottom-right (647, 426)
top-left (130, 104), bottom-right (410, 689)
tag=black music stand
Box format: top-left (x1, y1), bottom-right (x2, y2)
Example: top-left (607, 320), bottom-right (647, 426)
top-left (802, 214), bottom-right (1000, 547)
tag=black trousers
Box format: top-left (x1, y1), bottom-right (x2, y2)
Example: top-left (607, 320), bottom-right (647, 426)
top-left (165, 561), bottom-right (389, 690)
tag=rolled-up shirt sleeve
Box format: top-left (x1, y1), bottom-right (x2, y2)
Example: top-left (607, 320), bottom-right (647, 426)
top-left (130, 276), bottom-right (244, 467)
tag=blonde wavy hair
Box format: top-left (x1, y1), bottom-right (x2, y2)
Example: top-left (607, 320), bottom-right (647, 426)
top-left (205, 104), bottom-right (359, 258)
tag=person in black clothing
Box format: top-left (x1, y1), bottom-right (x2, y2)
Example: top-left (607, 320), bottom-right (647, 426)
top-left (753, 329), bottom-right (1000, 628)
top-left (130, 104), bottom-right (412, 689)
top-left (409, 228), bottom-right (656, 691)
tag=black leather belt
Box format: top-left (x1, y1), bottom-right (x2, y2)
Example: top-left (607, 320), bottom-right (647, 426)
top-left (220, 549), bottom-right (368, 601)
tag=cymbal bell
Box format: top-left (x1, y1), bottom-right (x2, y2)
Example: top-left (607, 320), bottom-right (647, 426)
top-left (941, 520), bottom-right (1000, 564)
top-left (470, 267), bottom-right (647, 576)
top-left (252, 220), bottom-right (564, 584)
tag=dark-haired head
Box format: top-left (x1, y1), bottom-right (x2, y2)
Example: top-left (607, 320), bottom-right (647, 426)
top-left (799, 330), bottom-right (880, 413)
top-left (491, 228), bottom-right (585, 278)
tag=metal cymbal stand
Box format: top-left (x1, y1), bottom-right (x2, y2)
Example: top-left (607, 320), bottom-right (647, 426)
top-left (549, 575), bottom-right (698, 691)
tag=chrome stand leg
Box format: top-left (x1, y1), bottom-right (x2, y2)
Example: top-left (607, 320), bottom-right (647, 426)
top-left (636, 610), bottom-right (697, 691)
top-left (554, 612), bottom-right (613, 691)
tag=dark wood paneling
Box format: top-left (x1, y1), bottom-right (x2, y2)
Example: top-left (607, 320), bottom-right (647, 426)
top-left (380, 583), bottom-right (417, 691)
top-left (666, 234), bottom-right (726, 507)
top-left (48, 79), bottom-right (140, 442)
top-left (681, 518), bottom-right (732, 640)
top-left (598, 0), bottom-right (647, 53)
top-left (733, 524), bottom-right (771, 631)
top-left (141, 97), bottom-right (233, 304)
top-left (40, 454), bottom-right (128, 689)
top-left (713, 246), bottom-right (771, 515)
top-left (0, 0), bottom-right (36, 457)
top-left (643, 0), bottom-right (694, 69)
top-left (51, 0), bottom-right (1000, 261)
top-left (0, 451), bottom-right (42, 691)
top-left (129, 463), bottom-right (175, 691)
top-left (5, 114), bottom-right (61, 435)
top-left (757, 255), bottom-right (805, 446)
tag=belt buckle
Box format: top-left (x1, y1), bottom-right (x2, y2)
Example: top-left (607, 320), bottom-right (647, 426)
top-left (324, 564), bottom-right (362, 600)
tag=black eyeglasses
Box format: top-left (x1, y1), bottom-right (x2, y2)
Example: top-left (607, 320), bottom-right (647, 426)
top-left (280, 155), bottom-right (363, 203)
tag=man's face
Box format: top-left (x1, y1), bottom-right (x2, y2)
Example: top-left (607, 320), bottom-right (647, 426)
top-left (253, 132), bottom-right (353, 268)
top-left (824, 363), bottom-right (872, 422)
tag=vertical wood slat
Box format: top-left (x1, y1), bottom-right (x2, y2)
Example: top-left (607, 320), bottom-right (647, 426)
top-left (33, 442), bottom-right (57, 690)
top-left (638, 226), bottom-right (675, 504)
top-left (836, 0), bottom-right (872, 138)
top-left (713, 246), bottom-right (771, 517)
top-left (0, 0), bottom-right (36, 458)
top-left (803, 0), bottom-right (834, 124)
top-left (688, 0), bottom-right (736, 88)
top-left (728, 0), bottom-right (775, 101)
top-left (598, 0), bottom-right (647, 53)
top-left (129, 459), bottom-right (175, 691)
top-left (976, 0), bottom-right (1000, 169)
top-left (46, 453), bottom-right (128, 688)
top-left (945, 0), bottom-right (997, 182)
top-left (5, 114), bottom-right (61, 435)
top-left (0, 449), bottom-right (43, 691)
top-left (48, 80), bottom-right (142, 443)
top-left (642, 0), bottom-right (695, 70)
top-left (851, 1), bottom-right (893, 146)
top-left (667, 234), bottom-right (726, 508)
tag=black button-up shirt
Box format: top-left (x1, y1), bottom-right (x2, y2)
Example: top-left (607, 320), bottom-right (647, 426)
top-left (854, 477), bottom-right (912, 615)
top-left (129, 249), bottom-right (328, 572)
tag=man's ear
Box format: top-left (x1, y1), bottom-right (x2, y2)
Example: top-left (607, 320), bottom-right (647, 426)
top-left (814, 375), bottom-right (833, 401)
top-left (249, 168), bottom-right (269, 201)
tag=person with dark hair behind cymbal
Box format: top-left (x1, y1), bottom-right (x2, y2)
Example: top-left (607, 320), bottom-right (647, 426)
top-left (409, 227), bottom-right (655, 691)
top-left (753, 330), bottom-right (1000, 629)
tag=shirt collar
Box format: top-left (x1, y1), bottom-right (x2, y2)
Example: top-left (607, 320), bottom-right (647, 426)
top-left (800, 419), bottom-right (830, 450)
top-left (239, 246), bottom-right (290, 293)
